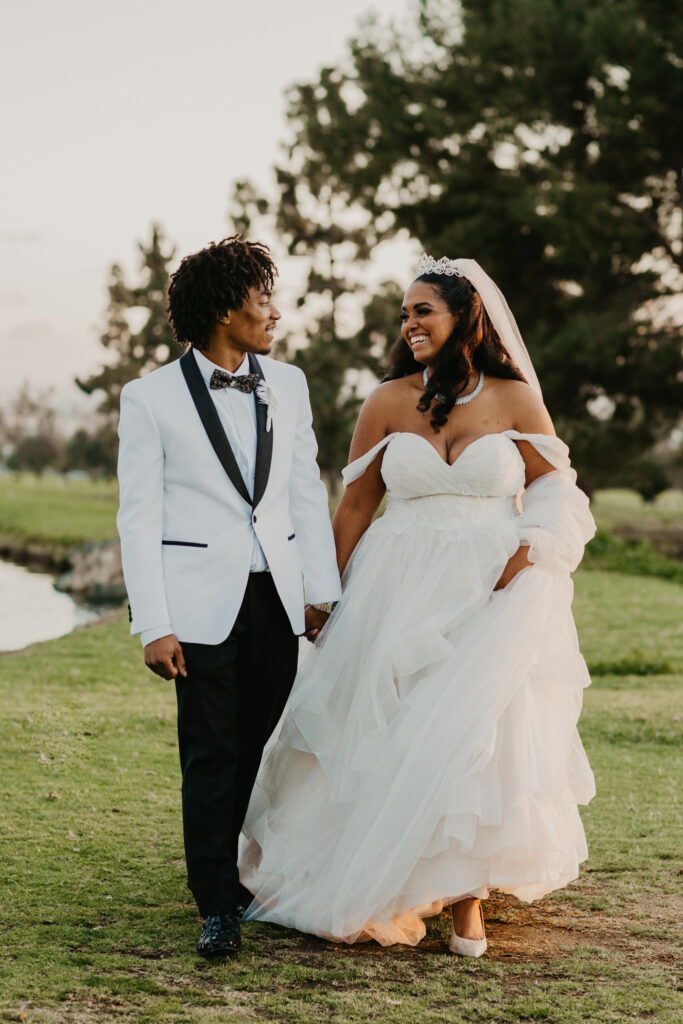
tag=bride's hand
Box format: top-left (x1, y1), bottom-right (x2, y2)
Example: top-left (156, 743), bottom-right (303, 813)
top-left (304, 605), bottom-right (330, 643)
top-left (494, 546), bottom-right (532, 590)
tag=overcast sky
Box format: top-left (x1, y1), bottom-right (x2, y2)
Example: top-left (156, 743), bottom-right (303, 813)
top-left (0, 0), bottom-right (415, 411)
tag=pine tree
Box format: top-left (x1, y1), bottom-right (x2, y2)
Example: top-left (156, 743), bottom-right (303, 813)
top-left (77, 223), bottom-right (177, 420)
top-left (271, 0), bottom-right (683, 492)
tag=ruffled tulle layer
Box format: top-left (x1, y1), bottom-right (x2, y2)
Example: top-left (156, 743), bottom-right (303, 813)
top-left (240, 504), bottom-right (595, 946)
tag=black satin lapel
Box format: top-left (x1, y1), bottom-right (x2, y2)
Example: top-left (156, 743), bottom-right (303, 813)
top-left (249, 353), bottom-right (273, 509)
top-left (179, 349), bottom-right (252, 506)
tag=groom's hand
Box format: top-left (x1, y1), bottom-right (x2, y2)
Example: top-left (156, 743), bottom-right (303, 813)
top-left (303, 606), bottom-right (330, 643)
top-left (144, 634), bottom-right (187, 680)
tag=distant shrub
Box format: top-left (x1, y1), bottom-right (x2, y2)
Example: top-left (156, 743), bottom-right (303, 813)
top-left (618, 458), bottom-right (672, 504)
top-left (583, 529), bottom-right (683, 585)
top-left (588, 657), bottom-right (674, 676)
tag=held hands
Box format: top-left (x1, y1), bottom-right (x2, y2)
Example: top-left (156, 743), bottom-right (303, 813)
top-left (144, 634), bottom-right (187, 680)
top-left (304, 605), bottom-right (330, 644)
top-left (494, 545), bottom-right (532, 591)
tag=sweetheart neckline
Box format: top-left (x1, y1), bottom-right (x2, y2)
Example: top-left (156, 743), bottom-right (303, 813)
top-left (388, 430), bottom-right (521, 470)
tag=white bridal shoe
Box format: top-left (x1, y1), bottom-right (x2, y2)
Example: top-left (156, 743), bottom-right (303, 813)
top-left (448, 902), bottom-right (487, 958)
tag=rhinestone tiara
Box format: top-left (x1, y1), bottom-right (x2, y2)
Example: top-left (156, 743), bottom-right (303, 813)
top-left (415, 253), bottom-right (464, 277)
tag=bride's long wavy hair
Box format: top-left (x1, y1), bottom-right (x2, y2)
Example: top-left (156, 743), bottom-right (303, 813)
top-left (384, 273), bottom-right (527, 431)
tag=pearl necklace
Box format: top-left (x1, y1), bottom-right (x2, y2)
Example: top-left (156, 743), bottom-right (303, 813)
top-left (422, 369), bottom-right (485, 406)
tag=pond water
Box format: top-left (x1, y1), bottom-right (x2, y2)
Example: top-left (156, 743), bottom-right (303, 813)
top-left (0, 559), bottom-right (101, 652)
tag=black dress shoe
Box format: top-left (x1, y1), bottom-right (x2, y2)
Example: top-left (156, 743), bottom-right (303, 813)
top-left (197, 911), bottom-right (241, 957)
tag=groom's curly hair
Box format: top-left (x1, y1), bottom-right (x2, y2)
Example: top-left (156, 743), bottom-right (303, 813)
top-left (167, 236), bottom-right (278, 349)
top-left (384, 273), bottom-right (526, 431)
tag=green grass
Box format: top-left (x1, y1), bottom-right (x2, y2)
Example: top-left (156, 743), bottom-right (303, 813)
top-left (582, 528), bottom-right (683, 583)
top-left (583, 488), bottom-right (683, 584)
top-left (0, 473), bottom-right (118, 555)
top-left (1, 473), bottom-right (681, 569)
top-left (1, 476), bottom-right (680, 545)
top-left (591, 487), bottom-right (683, 531)
top-left (1, 570), bottom-right (681, 1022)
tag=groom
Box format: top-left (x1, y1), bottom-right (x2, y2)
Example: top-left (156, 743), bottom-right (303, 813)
top-left (117, 236), bottom-right (341, 956)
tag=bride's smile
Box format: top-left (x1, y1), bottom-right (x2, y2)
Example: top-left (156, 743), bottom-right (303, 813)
top-left (400, 280), bottom-right (459, 365)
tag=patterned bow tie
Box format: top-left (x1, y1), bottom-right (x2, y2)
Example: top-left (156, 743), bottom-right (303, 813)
top-left (209, 369), bottom-right (260, 393)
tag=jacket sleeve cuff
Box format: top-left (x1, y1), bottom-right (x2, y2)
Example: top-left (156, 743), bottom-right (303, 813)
top-left (140, 625), bottom-right (173, 648)
top-left (303, 580), bottom-right (343, 605)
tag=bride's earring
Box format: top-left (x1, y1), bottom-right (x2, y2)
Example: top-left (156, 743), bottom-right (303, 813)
top-left (448, 901), bottom-right (487, 958)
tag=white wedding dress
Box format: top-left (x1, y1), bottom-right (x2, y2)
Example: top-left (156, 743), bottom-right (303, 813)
top-left (239, 430), bottom-right (597, 946)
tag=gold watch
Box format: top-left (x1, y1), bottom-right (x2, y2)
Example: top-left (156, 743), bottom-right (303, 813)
top-left (311, 601), bottom-right (337, 615)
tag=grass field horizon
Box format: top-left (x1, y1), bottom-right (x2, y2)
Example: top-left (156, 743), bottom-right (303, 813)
top-left (0, 475), bottom-right (119, 560)
top-left (1, 471), bottom-right (682, 542)
top-left (2, 473), bottom-right (683, 588)
top-left (1, 567), bottom-right (681, 1023)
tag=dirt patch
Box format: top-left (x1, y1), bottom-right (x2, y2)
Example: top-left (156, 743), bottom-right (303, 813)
top-left (247, 889), bottom-right (680, 968)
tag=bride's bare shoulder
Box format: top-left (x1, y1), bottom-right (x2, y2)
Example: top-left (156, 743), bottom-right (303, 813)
top-left (348, 376), bottom-right (421, 460)
top-left (488, 378), bottom-right (555, 434)
top-left (360, 375), bottom-right (421, 418)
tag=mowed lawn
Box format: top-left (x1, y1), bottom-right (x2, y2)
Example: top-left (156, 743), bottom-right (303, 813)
top-left (0, 475), bottom-right (119, 554)
top-left (0, 472), bottom-right (681, 549)
top-left (0, 569), bottom-right (681, 1024)
top-left (591, 488), bottom-right (683, 532)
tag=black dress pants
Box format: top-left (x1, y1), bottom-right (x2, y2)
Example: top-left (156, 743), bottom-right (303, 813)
top-left (174, 572), bottom-right (299, 917)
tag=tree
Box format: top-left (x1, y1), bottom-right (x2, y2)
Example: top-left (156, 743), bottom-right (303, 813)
top-left (272, 0), bottom-right (683, 490)
top-left (6, 434), bottom-right (62, 475)
top-left (0, 384), bottom-right (59, 448)
top-left (64, 427), bottom-right (118, 477)
top-left (0, 385), bottom-right (64, 472)
top-left (77, 223), bottom-right (178, 428)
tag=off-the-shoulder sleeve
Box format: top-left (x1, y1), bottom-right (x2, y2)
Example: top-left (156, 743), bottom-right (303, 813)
top-left (341, 434), bottom-right (398, 487)
top-left (503, 430), bottom-right (572, 475)
top-left (506, 431), bottom-right (596, 573)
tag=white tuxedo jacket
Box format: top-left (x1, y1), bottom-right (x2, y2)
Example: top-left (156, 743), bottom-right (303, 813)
top-left (117, 349), bottom-right (341, 644)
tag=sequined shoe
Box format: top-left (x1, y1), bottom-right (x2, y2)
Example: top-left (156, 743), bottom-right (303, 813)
top-left (197, 911), bottom-right (241, 957)
top-left (448, 902), bottom-right (487, 958)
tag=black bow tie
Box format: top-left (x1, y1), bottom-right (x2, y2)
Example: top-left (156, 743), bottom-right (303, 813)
top-left (209, 369), bottom-right (260, 393)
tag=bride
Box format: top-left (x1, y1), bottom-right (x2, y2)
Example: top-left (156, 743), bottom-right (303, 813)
top-left (239, 256), bottom-right (596, 956)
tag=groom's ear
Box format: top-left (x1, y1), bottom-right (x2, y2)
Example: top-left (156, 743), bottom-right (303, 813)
top-left (217, 313), bottom-right (231, 326)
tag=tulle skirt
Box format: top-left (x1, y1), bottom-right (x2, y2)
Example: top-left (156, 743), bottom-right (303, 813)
top-left (239, 498), bottom-right (595, 945)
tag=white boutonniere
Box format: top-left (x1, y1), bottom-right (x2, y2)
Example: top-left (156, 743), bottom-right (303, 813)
top-left (256, 381), bottom-right (279, 432)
